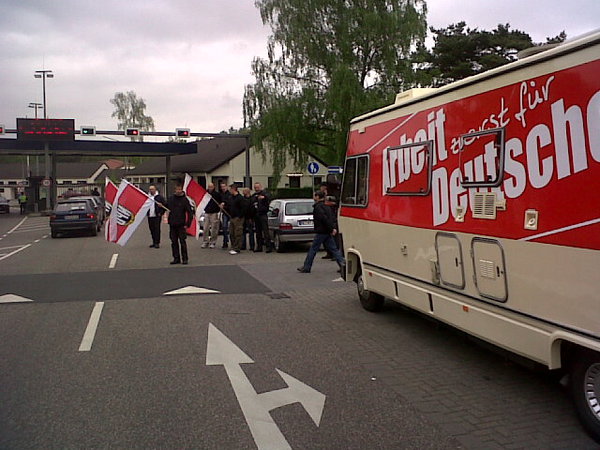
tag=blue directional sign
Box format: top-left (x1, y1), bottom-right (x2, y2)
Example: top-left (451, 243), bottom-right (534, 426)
top-left (307, 161), bottom-right (320, 174)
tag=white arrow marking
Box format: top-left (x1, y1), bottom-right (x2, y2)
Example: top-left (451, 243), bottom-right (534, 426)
top-left (0, 294), bottom-right (34, 303)
top-left (206, 323), bottom-right (326, 450)
top-left (164, 286), bottom-right (220, 295)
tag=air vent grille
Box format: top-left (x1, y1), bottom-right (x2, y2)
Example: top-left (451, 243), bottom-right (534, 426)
top-left (472, 192), bottom-right (498, 219)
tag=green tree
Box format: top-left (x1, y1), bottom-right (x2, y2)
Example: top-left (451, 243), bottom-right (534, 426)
top-left (415, 23), bottom-right (566, 87)
top-left (244, 0), bottom-right (427, 179)
top-left (110, 91), bottom-right (155, 141)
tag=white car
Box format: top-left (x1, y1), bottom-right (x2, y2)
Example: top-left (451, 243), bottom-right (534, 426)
top-left (0, 196), bottom-right (9, 214)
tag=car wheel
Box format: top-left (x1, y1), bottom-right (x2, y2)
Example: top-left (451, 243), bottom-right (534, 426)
top-left (274, 233), bottom-right (285, 253)
top-left (570, 349), bottom-right (600, 442)
top-left (90, 226), bottom-right (98, 236)
top-left (357, 272), bottom-right (384, 312)
top-left (51, 231), bottom-right (58, 238)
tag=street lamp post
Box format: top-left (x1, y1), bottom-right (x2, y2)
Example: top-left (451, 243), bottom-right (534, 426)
top-left (34, 70), bottom-right (53, 119)
top-left (28, 102), bottom-right (43, 119)
top-left (34, 69), bottom-right (54, 210)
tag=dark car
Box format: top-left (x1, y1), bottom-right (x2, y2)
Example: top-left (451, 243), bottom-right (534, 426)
top-left (50, 200), bottom-right (102, 238)
top-left (70, 195), bottom-right (105, 223)
top-left (267, 198), bottom-right (315, 252)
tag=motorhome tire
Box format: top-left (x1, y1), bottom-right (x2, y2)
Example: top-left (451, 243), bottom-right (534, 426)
top-left (570, 349), bottom-right (600, 443)
top-left (357, 273), bottom-right (384, 312)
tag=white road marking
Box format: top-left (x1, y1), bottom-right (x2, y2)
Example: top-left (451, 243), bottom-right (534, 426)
top-left (163, 286), bottom-right (220, 295)
top-left (109, 253), bottom-right (118, 269)
top-left (0, 244), bottom-right (31, 262)
top-left (6, 217), bottom-right (28, 235)
top-left (206, 323), bottom-right (326, 450)
top-left (0, 294), bottom-right (34, 303)
top-left (42, 235), bottom-right (48, 239)
top-left (34, 239), bottom-right (40, 243)
top-left (332, 277), bottom-right (344, 282)
top-left (13, 226), bottom-right (50, 234)
top-left (78, 302), bottom-right (105, 352)
top-left (0, 245), bottom-right (27, 251)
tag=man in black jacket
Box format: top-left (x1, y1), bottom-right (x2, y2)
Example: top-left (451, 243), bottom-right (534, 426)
top-left (297, 190), bottom-right (345, 274)
top-left (252, 182), bottom-right (273, 253)
top-left (147, 185), bottom-right (166, 248)
top-left (227, 184), bottom-right (246, 254)
top-left (167, 184), bottom-right (193, 265)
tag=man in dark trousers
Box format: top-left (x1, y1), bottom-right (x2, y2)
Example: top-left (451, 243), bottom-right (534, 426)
top-left (167, 183), bottom-right (193, 265)
top-left (147, 185), bottom-right (166, 248)
top-left (297, 190), bottom-right (345, 274)
top-left (219, 182), bottom-right (232, 249)
top-left (226, 184), bottom-right (246, 254)
top-left (252, 182), bottom-right (273, 253)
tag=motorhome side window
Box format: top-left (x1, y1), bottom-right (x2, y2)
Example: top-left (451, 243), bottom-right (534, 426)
top-left (459, 128), bottom-right (505, 187)
top-left (341, 155), bottom-right (369, 206)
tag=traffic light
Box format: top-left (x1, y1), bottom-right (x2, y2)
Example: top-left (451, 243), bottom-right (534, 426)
top-left (0, 124), bottom-right (4, 134)
top-left (80, 126), bottom-right (96, 136)
top-left (125, 128), bottom-right (140, 137)
top-left (176, 128), bottom-right (190, 138)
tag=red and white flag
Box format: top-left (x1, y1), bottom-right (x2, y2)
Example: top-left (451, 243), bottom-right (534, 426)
top-left (108, 180), bottom-right (153, 246)
top-left (104, 178), bottom-right (118, 240)
top-left (183, 173), bottom-right (213, 238)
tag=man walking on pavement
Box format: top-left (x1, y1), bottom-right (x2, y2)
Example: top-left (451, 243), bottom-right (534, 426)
top-left (147, 185), bottom-right (166, 248)
top-left (201, 182), bottom-right (221, 249)
top-left (227, 184), bottom-right (246, 255)
top-left (219, 182), bottom-right (231, 249)
top-left (298, 190), bottom-right (345, 274)
top-left (166, 183), bottom-right (193, 265)
top-left (252, 182), bottom-right (273, 253)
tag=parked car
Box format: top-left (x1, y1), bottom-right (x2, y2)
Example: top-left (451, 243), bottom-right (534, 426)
top-left (69, 195), bottom-right (105, 223)
top-left (50, 200), bottom-right (102, 238)
top-left (267, 198), bottom-right (315, 252)
top-left (0, 196), bottom-right (9, 214)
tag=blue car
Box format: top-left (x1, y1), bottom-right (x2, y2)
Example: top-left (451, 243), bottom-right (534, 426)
top-left (50, 200), bottom-right (101, 238)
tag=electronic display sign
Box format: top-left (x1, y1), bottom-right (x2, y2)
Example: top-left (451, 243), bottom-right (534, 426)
top-left (17, 118), bottom-right (75, 141)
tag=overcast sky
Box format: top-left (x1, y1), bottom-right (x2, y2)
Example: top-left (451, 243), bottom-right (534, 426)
top-left (0, 0), bottom-right (598, 136)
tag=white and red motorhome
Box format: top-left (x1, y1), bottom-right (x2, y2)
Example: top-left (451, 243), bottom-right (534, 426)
top-left (339, 31), bottom-right (600, 440)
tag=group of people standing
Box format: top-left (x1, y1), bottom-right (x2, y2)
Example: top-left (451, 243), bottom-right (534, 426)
top-left (200, 181), bottom-right (273, 255)
top-left (145, 180), bottom-right (345, 276)
top-left (145, 181), bottom-right (275, 265)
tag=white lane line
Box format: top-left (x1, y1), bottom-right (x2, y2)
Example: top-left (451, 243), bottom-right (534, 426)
top-left (34, 239), bottom-right (41, 243)
top-left (109, 253), bottom-right (119, 269)
top-left (0, 245), bottom-right (27, 251)
top-left (6, 217), bottom-right (28, 235)
top-left (42, 235), bottom-right (48, 239)
top-left (0, 244), bottom-right (31, 262)
top-left (79, 302), bottom-right (105, 352)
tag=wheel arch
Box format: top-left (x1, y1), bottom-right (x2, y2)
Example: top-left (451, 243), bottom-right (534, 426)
top-left (345, 249), bottom-right (363, 282)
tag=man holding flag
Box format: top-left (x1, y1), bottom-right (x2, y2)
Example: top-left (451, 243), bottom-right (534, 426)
top-left (167, 183), bottom-right (193, 265)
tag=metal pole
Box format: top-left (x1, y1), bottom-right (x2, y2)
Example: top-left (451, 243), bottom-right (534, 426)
top-left (42, 74), bottom-right (47, 119)
top-left (244, 135), bottom-right (251, 187)
top-left (166, 156), bottom-right (171, 198)
top-left (44, 142), bottom-right (50, 210)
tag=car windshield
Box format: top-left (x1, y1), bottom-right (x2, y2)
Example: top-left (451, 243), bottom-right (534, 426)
top-left (56, 202), bottom-right (88, 212)
top-left (284, 202), bottom-right (313, 215)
